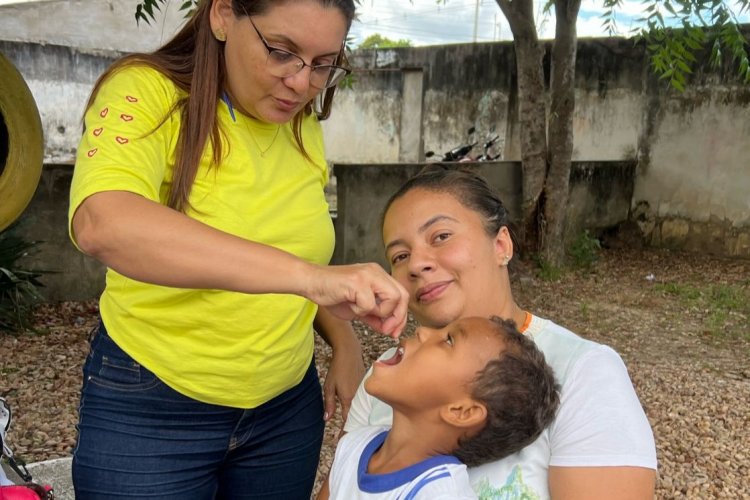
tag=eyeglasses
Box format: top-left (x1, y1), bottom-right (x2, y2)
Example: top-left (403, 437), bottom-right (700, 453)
top-left (248, 17), bottom-right (350, 90)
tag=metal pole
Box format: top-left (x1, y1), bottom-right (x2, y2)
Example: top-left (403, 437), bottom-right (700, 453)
top-left (473, 0), bottom-right (480, 42)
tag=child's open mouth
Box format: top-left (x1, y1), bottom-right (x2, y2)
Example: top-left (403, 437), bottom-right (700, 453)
top-left (379, 345), bottom-right (405, 366)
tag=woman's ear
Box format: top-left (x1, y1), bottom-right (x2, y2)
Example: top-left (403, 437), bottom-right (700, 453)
top-left (440, 399), bottom-right (488, 429)
top-left (209, 0), bottom-right (234, 35)
top-left (494, 226), bottom-right (513, 267)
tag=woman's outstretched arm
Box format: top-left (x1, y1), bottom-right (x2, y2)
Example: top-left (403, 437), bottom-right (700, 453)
top-left (73, 190), bottom-right (407, 336)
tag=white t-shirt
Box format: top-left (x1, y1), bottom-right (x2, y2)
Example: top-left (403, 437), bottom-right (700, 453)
top-left (345, 315), bottom-right (657, 500)
top-left (329, 426), bottom-right (477, 499)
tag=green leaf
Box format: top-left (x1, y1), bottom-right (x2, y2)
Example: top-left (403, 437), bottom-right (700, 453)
top-left (672, 76), bottom-right (686, 92)
top-left (676, 59), bottom-right (693, 73)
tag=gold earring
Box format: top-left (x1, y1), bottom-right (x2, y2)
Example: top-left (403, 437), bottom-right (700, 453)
top-left (214, 28), bottom-right (226, 42)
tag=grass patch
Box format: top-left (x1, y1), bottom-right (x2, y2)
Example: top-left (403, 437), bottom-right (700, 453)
top-left (579, 301), bottom-right (591, 320)
top-left (535, 257), bottom-right (563, 282)
top-left (654, 281), bottom-right (750, 341)
top-left (569, 230), bottom-right (601, 270)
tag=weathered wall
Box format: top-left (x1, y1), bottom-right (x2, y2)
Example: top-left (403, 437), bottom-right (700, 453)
top-left (321, 35), bottom-right (750, 257)
top-left (0, 41), bottom-right (121, 164)
top-left (635, 74), bottom-right (750, 256)
top-left (0, 0), bottom-right (184, 54)
top-left (323, 44), bottom-right (516, 163)
top-left (9, 166), bottom-right (104, 301)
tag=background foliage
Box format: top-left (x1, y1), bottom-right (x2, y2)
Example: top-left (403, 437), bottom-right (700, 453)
top-left (0, 231), bottom-right (45, 333)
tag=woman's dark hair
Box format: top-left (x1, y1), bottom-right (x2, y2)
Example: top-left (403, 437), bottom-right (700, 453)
top-left (84, 0), bottom-right (355, 213)
top-left (382, 164), bottom-right (519, 256)
top-left (454, 316), bottom-right (560, 467)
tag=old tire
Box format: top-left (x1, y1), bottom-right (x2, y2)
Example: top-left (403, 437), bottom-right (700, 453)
top-left (0, 52), bottom-right (43, 232)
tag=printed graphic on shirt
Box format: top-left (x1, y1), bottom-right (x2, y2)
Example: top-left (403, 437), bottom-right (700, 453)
top-left (474, 465), bottom-right (540, 500)
top-left (87, 95), bottom-right (139, 157)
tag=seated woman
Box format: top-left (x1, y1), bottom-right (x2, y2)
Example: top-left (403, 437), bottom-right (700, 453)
top-left (344, 166), bottom-right (657, 499)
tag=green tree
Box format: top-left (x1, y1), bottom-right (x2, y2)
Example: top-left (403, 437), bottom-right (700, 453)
top-left (358, 33), bottom-right (413, 49)
top-left (134, 0), bottom-right (196, 25)
top-left (432, 0), bottom-right (749, 267)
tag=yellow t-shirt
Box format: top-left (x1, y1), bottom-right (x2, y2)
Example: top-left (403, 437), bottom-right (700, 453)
top-left (69, 65), bottom-right (334, 408)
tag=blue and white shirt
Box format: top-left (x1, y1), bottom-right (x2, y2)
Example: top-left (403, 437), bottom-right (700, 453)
top-left (329, 426), bottom-right (477, 499)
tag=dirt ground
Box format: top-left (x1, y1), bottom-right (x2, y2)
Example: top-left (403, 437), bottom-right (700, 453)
top-left (1, 247), bottom-right (748, 498)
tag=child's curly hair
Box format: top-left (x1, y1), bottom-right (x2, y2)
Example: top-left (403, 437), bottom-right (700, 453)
top-left (454, 316), bottom-right (560, 467)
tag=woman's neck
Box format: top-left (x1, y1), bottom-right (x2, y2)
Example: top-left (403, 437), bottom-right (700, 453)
top-left (496, 277), bottom-right (528, 329)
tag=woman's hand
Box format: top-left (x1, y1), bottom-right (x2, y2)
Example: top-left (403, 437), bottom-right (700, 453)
top-left (322, 343), bottom-right (365, 422)
top-left (305, 263), bottom-right (408, 338)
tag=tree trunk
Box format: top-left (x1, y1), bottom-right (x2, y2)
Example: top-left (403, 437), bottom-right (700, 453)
top-left (495, 0), bottom-right (547, 256)
top-left (542, 0), bottom-right (581, 266)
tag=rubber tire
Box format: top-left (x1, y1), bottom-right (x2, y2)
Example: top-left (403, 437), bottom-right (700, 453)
top-left (0, 52), bottom-right (43, 232)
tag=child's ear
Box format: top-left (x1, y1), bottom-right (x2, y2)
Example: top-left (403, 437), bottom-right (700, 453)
top-left (440, 399), bottom-right (487, 429)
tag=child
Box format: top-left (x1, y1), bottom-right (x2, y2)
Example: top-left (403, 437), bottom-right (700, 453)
top-left (320, 316), bottom-right (560, 499)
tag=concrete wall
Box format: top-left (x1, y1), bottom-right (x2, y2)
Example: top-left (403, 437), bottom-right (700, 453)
top-left (321, 35), bottom-right (750, 257)
top-left (0, 41), bottom-right (121, 164)
top-left (10, 165), bottom-right (105, 301)
top-left (0, 0), bottom-right (185, 54)
top-left (635, 81), bottom-right (750, 256)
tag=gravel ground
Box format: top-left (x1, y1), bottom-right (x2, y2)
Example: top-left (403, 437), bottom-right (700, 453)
top-left (1, 247), bottom-right (748, 499)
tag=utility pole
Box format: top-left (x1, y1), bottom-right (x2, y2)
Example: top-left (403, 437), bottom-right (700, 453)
top-left (473, 0), bottom-right (480, 42)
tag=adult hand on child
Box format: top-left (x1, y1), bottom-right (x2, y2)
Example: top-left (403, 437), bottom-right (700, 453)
top-left (305, 263), bottom-right (408, 338)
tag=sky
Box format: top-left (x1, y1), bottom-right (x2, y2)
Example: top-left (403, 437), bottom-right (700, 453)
top-left (348, 0), bottom-right (641, 46)
top-left (0, 0), bottom-right (746, 47)
top-left (349, 0), bottom-right (750, 47)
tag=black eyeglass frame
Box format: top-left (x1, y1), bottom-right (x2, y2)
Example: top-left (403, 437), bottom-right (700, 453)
top-left (247, 16), bottom-right (351, 90)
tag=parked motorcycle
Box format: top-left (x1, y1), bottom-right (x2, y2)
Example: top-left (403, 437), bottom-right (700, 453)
top-left (425, 127), bottom-right (502, 162)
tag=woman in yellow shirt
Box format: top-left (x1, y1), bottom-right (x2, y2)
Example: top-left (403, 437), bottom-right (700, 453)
top-left (68, 0), bottom-right (406, 498)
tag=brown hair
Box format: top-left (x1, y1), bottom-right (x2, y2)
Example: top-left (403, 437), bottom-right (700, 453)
top-left (382, 164), bottom-right (520, 260)
top-left (454, 316), bottom-right (560, 467)
top-left (84, 0), bottom-right (355, 212)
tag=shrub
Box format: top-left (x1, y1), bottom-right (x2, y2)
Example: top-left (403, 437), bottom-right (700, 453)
top-left (0, 232), bottom-right (45, 333)
top-left (569, 230), bottom-right (601, 269)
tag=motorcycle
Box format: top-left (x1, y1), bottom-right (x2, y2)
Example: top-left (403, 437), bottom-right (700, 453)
top-left (425, 127), bottom-right (502, 162)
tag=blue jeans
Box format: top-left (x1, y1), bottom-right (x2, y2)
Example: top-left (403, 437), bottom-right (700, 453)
top-left (72, 322), bottom-right (324, 499)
